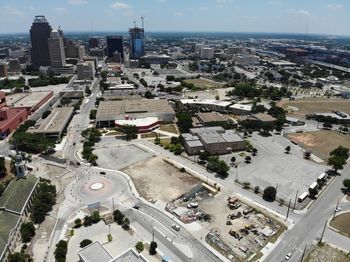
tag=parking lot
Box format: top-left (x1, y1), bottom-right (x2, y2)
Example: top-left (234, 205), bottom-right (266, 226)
top-left (220, 132), bottom-right (326, 202)
top-left (94, 144), bottom-right (154, 170)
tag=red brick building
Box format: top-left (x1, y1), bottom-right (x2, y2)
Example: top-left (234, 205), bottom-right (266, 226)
top-left (0, 91), bottom-right (28, 139)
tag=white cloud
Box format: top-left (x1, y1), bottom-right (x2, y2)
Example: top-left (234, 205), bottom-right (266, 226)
top-left (198, 7), bottom-right (208, 11)
top-left (4, 6), bottom-right (24, 16)
top-left (327, 4), bottom-right (343, 10)
top-left (174, 12), bottom-right (184, 16)
top-left (29, 6), bottom-right (36, 11)
top-left (111, 2), bottom-right (131, 9)
top-left (68, 0), bottom-right (87, 5)
top-left (55, 7), bottom-right (68, 14)
top-left (287, 9), bottom-right (310, 16)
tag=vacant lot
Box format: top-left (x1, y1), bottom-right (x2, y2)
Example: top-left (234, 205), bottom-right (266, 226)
top-left (278, 98), bottom-right (350, 118)
top-left (122, 156), bottom-right (200, 203)
top-left (330, 212), bottom-right (350, 238)
top-left (304, 243), bottom-right (350, 262)
top-left (286, 131), bottom-right (350, 160)
top-left (184, 78), bottom-right (224, 89)
top-left (159, 124), bottom-right (179, 134)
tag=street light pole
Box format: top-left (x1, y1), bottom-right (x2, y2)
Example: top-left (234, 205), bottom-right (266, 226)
top-left (293, 190), bottom-right (299, 210)
top-left (286, 199), bottom-right (291, 220)
top-left (319, 220), bottom-right (327, 244)
top-left (300, 243), bottom-right (307, 262)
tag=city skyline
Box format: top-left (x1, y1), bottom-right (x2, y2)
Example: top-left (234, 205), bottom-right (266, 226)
top-left (0, 0), bottom-right (350, 36)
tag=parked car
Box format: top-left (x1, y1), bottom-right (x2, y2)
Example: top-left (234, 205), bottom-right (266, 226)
top-left (172, 224), bottom-right (180, 231)
top-left (285, 253), bottom-right (292, 260)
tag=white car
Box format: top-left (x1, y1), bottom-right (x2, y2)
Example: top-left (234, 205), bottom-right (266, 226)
top-left (285, 253), bottom-right (292, 260)
top-left (172, 224), bottom-right (180, 231)
top-left (335, 207), bottom-right (342, 212)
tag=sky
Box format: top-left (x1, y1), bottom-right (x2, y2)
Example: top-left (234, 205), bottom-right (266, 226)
top-left (0, 0), bottom-right (349, 35)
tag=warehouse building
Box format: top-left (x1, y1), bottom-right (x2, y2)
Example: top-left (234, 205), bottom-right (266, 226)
top-left (34, 107), bottom-right (74, 139)
top-left (183, 126), bottom-right (245, 155)
top-left (96, 99), bottom-right (175, 127)
top-left (179, 99), bottom-right (232, 113)
top-left (5, 91), bottom-right (53, 114)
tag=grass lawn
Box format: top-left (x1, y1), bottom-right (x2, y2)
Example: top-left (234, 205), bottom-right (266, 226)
top-left (278, 98), bottom-right (350, 118)
top-left (141, 132), bottom-right (158, 139)
top-left (330, 212), bottom-right (350, 238)
top-left (304, 243), bottom-right (350, 262)
top-left (159, 124), bottom-right (179, 134)
top-left (286, 131), bottom-right (350, 160)
top-left (184, 78), bottom-right (224, 89)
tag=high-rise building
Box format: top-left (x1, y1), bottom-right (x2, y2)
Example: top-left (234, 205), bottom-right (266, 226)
top-left (0, 63), bottom-right (8, 77)
top-left (106, 36), bottom-right (124, 59)
top-left (29, 16), bottom-right (52, 68)
top-left (89, 38), bottom-right (99, 49)
top-left (48, 29), bottom-right (66, 68)
top-left (200, 47), bottom-right (214, 60)
top-left (65, 39), bottom-right (84, 61)
top-left (129, 27), bottom-right (145, 59)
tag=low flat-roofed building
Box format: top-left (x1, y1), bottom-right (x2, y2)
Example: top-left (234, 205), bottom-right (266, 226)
top-left (182, 133), bottom-right (204, 155)
top-left (115, 116), bottom-right (160, 133)
top-left (0, 175), bottom-right (39, 261)
top-left (6, 91), bottom-right (53, 114)
top-left (180, 99), bottom-right (232, 113)
top-left (78, 242), bottom-right (149, 262)
top-left (96, 99), bottom-right (175, 127)
top-left (78, 241), bottom-right (113, 262)
top-left (35, 107), bottom-right (74, 139)
top-left (187, 127), bottom-right (245, 155)
top-left (229, 104), bottom-right (252, 115)
top-left (196, 112), bottom-right (231, 126)
top-left (60, 90), bottom-right (84, 100)
top-left (0, 107), bottom-right (27, 139)
top-left (252, 113), bottom-right (276, 124)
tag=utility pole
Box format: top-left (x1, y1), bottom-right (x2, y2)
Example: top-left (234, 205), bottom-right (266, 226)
top-left (300, 243), bottom-right (307, 262)
top-left (293, 190), bottom-right (299, 210)
top-left (286, 199), bottom-right (291, 220)
top-left (319, 220), bottom-right (327, 244)
top-left (112, 197), bottom-right (114, 212)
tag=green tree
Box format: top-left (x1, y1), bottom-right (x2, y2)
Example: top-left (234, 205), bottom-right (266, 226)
top-left (144, 90), bottom-right (154, 99)
top-left (0, 157), bottom-right (6, 177)
top-left (207, 156), bottom-right (230, 178)
top-left (328, 156), bottom-right (346, 173)
top-left (149, 241), bottom-right (158, 255)
top-left (343, 179), bottom-right (350, 192)
top-left (118, 125), bottom-right (138, 140)
top-left (80, 239), bottom-right (93, 248)
top-left (54, 240), bottom-right (68, 262)
top-left (176, 113), bottom-right (193, 133)
top-left (20, 222), bottom-right (35, 243)
top-left (91, 211), bottom-right (100, 224)
top-left (304, 151), bottom-right (311, 160)
top-left (263, 186), bottom-right (276, 202)
top-left (245, 156), bottom-right (252, 163)
top-left (135, 241), bottom-right (144, 253)
top-left (8, 251), bottom-right (28, 262)
top-left (74, 218), bottom-right (82, 228)
top-left (89, 109), bottom-right (97, 120)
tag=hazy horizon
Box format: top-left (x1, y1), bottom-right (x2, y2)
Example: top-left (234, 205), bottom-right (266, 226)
top-left (0, 0), bottom-right (349, 36)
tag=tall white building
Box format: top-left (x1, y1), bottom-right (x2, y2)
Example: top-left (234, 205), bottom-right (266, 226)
top-left (48, 29), bottom-right (66, 68)
top-left (200, 47), bottom-right (214, 60)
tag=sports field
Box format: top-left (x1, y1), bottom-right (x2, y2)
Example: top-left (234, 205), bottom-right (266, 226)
top-left (278, 98), bottom-right (350, 118)
top-left (286, 131), bottom-right (350, 160)
top-left (184, 78), bottom-right (225, 89)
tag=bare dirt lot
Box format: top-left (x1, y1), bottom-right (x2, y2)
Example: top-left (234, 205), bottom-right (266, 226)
top-left (122, 156), bottom-right (200, 203)
top-left (304, 243), bottom-right (350, 262)
top-left (286, 131), bottom-right (350, 160)
top-left (278, 98), bottom-right (350, 118)
top-left (330, 212), bottom-right (350, 238)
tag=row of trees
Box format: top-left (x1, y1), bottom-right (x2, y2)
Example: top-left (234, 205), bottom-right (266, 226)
top-left (10, 120), bottom-right (54, 154)
top-left (0, 77), bottom-right (26, 89)
top-left (28, 75), bottom-right (70, 87)
top-left (81, 128), bottom-right (101, 165)
top-left (328, 146), bottom-right (349, 173)
top-left (227, 83), bottom-right (292, 100)
top-left (30, 179), bottom-right (57, 224)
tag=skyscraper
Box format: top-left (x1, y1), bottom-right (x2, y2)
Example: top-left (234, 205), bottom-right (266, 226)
top-left (106, 36), bottom-right (124, 59)
top-left (29, 16), bottom-right (52, 68)
top-left (129, 27), bottom-right (145, 59)
top-left (48, 29), bottom-right (66, 68)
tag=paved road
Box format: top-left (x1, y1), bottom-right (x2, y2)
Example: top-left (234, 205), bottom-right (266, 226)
top-left (264, 162), bottom-right (350, 262)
